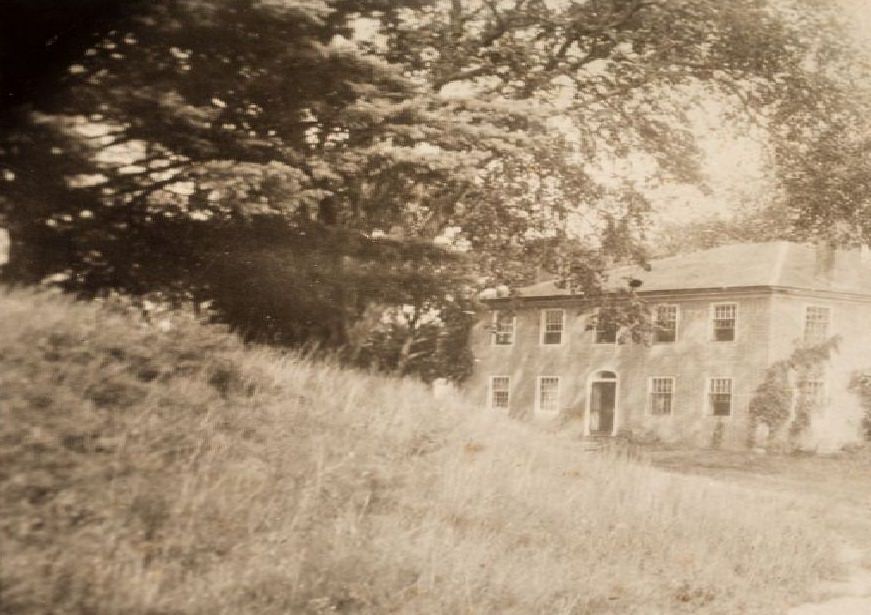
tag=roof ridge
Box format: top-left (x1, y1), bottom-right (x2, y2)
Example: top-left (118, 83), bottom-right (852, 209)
top-left (508, 241), bottom-right (871, 299)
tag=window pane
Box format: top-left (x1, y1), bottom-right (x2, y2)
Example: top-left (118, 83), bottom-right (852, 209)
top-left (714, 304), bottom-right (736, 319)
top-left (713, 327), bottom-right (734, 342)
top-left (544, 331), bottom-right (561, 344)
top-left (711, 395), bottom-right (731, 416)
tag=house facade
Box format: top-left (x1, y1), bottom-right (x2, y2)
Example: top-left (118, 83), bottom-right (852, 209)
top-left (468, 242), bottom-right (871, 451)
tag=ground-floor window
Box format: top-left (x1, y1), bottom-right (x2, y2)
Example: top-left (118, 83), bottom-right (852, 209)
top-left (648, 377), bottom-right (674, 415)
top-left (708, 377), bottom-right (733, 416)
top-left (490, 376), bottom-right (510, 409)
top-left (537, 376), bottom-right (560, 413)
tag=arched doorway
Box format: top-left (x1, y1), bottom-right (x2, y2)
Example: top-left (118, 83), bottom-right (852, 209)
top-left (587, 370), bottom-right (618, 436)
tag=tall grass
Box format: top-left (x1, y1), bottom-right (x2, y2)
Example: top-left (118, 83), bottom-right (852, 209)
top-left (0, 288), bottom-right (838, 614)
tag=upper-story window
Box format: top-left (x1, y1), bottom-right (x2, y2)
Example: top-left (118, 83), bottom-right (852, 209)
top-left (489, 376), bottom-right (510, 409)
top-left (491, 311), bottom-right (515, 346)
top-left (541, 309), bottom-right (564, 345)
top-left (594, 309), bottom-right (618, 344)
top-left (708, 377), bottom-right (733, 416)
top-left (804, 306), bottom-right (831, 344)
top-left (654, 305), bottom-right (678, 343)
top-left (711, 303), bottom-right (737, 342)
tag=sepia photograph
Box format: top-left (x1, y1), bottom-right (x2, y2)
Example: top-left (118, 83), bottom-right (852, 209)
top-left (1, 0), bottom-right (870, 613)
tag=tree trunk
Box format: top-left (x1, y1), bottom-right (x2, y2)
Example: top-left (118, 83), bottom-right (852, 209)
top-left (0, 219), bottom-right (63, 284)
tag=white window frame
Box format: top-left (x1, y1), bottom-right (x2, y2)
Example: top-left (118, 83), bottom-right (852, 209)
top-left (536, 376), bottom-right (560, 414)
top-left (593, 308), bottom-right (618, 345)
top-left (491, 310), bottom-right (516, 346)
top-left (803, 305), bottom-right (831, 344)
top-left (648, 376), bottom-right (675, 416)
top-left (710, 302), bottom-right (738, 343)
top-left (653, 304), bottom-right (679, 344)
top-left (489, 376), bottom-right (511, 409)
top-left (539, 308), bottom-right (565, 346)
top-left (706, 377), bottom-right (733, 417)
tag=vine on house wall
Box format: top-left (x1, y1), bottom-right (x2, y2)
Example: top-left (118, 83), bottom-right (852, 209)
top-left (747, 363), bottom-right (793, 440)
top-left (848, 371), bottom-right (871, 440)
top-left (747, 336), bottom-right (840, 446)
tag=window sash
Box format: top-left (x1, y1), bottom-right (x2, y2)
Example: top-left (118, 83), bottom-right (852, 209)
top-left (708, 378), bottom-right (733, 416)
top-left (490, 376), bottom-right (510, 408)
top-left (492, 312), bottom-right (515, 345)
top-left (712, 304), bottom-right (736, 341)
top-left (654, 305), bottom-right (677, 343)
top-left (542, 310), bottom-right (563, 345)
top-left (538, 377), bottom-right (559, 412)
top-left (649, 377), bottom-right (674, 415)
top-left (594, 310), bottom-right (617, 344)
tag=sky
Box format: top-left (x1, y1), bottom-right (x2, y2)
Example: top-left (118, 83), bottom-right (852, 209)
top-left (647, 0), bottom-right (871, 227)
top-left (409, 1), bottom-right (871, 233)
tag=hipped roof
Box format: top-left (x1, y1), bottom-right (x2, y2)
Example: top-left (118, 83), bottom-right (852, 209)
top-left (514, 242), bottom-right (871, 298)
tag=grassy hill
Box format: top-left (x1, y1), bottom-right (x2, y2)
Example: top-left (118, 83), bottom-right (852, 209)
top-left (0, 288), bottom-right (839, 614)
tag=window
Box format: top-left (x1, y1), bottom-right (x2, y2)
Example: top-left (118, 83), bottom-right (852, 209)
top-left (492, 311), bottom-right (515, 346)
top-left (537, 376), bottom-right (560, 412)
top-left (594, 309), bottom-right (618, 344)
top-left (797, 378), bottom-right (825, 409)
top-left (649, 377), bottom-right (675, 415)
top-left (654, 305), bottom-right (678, 343)
top-left (490, 376), bottom-right (510, 409)
top-left (541, 309), bottom-right (564, 345)
top-left (708, 378), bottom-right (733, 416)
top-left (804, 306), bottom-right (831, 344)
top-left (712, 303), bottom-right (737, 342)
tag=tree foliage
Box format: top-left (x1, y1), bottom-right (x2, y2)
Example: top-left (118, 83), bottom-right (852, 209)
top-left (0, 0), bottom-right (864, 377)
top-left (650, 203), bottom-right (801, 257)
top-left (848, 371), bottom-right (871, 440)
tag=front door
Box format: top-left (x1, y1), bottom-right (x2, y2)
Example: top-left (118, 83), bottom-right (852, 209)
top-left (590, 381), bottom-right (616, 435)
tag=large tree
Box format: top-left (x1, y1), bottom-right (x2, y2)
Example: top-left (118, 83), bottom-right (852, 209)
top-left (0, 0), bottom-right (862, 370)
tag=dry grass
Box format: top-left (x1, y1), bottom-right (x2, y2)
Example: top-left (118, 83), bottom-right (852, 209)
top-left (0, 288), bottom-right (840, 614)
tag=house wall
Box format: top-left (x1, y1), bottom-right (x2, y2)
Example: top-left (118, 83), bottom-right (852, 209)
top-left (468, 292), bottom-right (775, 449)
top-left (470, 288), bottom-right (871, 450)
top-left (767, 292), bottom-right (871, 451)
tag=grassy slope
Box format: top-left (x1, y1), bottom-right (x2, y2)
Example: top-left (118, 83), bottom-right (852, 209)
top-left (0, 289), bottom-right (840, 614)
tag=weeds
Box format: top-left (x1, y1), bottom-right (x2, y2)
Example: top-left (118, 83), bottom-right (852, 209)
top-left (0, 288), bottom-right (839, 614)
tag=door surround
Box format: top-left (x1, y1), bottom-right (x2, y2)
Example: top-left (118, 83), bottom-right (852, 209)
top-left (585, 369), bottom-right (619, 436)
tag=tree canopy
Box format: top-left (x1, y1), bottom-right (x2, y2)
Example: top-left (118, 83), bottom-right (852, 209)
top-left (1, 0), bottom-right (866, 375)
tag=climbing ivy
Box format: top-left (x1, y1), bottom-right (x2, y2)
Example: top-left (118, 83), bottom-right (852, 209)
top-left (848, 371), bottom-right (871, 440)
top-left (748, 336), bottom-right (840, 446)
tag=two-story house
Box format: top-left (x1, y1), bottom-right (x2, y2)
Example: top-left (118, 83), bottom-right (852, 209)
top-left (469, 242), bottom-right (871, 451)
